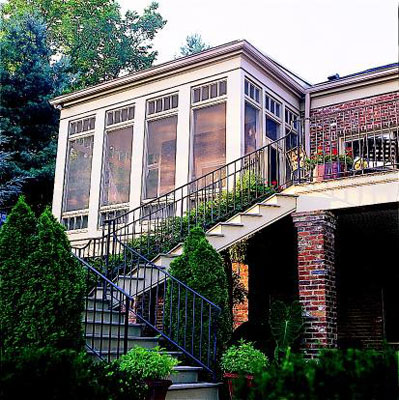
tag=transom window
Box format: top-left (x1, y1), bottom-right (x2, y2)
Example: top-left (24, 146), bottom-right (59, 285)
top-left (106, 105), bottom-right (135, 127)
top-left (69, 116), bottom-right (95, 135)
top-left (244, 79), bottom-right (261, 104)
top-left (192, 80), bottom-right (227, 104)
top-left (285, 108), bottom-right (299, 130)
top-left (147, 94), bottom-right (178, 116)
top-left (265, 94), bottom-right (281, 118)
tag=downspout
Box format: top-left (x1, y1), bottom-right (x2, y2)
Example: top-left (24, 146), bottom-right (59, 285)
top-left (304, 91), bottom-right (311, 156)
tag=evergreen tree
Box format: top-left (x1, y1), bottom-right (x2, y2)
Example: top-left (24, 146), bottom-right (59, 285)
top-left (179, 33), bottom-right (210, 57)
top-left (166, 227), bottom-right (231, 364)
top-left (0, 12), bottom-right (70, 211)
top-left (0, 135), bottom-right (24, 207)
top-left (20, 208), bottom-right (85, 350)
top-left (0, 196), bottom-right (38, 351)
top-left (3, 0), bottom-right (166, 89)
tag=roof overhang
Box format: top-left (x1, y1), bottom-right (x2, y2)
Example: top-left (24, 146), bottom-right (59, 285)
top-left (50, 40), bottom-right (308, 108)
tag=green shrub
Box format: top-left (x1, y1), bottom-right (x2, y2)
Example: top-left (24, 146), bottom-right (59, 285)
top-left (221, 340), bottom-right (269, 375)
top-left (0, 346), bottom-right (147, 400)
top-left (118, 346), bottom-right (179, 380)
top-left (20, 208), bottom-right (86, 350)
top-left (166, 227), bottom-right (232, 366)
top-left (0, 196), bottom-right (37, 351)
top-left (248, 349), bottom-right (398, 400)
top-left (0, 199), bottom-right (85, 352)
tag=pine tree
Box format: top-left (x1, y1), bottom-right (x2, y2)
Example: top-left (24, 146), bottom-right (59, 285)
top-left (20, 208), bottom-right (85, 350)
top-left (0, 12), bottom-right (70, 211)
top-left (0, 196), bottom-right (38, 351)
top-left (166, 227), bottom-right (231, 364)
top-left (179, 34), bottom-right (210, 57)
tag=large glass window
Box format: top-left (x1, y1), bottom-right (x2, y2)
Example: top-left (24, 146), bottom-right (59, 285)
top-left (64, 136), bottom-right (94, 212)
top-left (245, 102), bottom-right (259, 154)
top-left (101, 126), bottom-right (134, 206)
top-left (144, 116), bottom-right (178, 199)
top-left (266, 117), bottom-right (280, 141)
top-left (192, 103), bottom-right (226, 179)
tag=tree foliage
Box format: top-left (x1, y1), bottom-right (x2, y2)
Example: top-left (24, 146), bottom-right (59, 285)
top-left (0, 12), bottom-right (70, 210)
top-left (3, 0), bottom-right (167, 89)
top-left (179, 33), bottom-right (210, 57)
top-left (0, 197), bottom-right (85, 352)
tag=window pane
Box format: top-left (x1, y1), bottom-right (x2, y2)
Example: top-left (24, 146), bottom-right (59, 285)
top-left (266, 117), bottom-right (280, 141)
top-left (101, 126), bottom-right (134, 206)
top-left (193, 88), bottom-right (201, 103)
top-left (219, 80), bottom-right (227, 96)
top-left (64, 136), bottom-right (94, 212)
top-left (201, 86), bottom-right (209, 101)
top-left (245, 102), bottom-right (259, 154)
top-left (192, 103), bottom-right (226, 179)
top-left (210, 83), bottom-right (218, 98)
top-left (145, 116), bottom-right (178, 199)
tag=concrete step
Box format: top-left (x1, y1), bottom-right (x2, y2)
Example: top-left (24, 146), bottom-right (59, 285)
top-left (169, 366), bottom-right (202, 384)
top-left (84, 308), bottom-right (126, 324)
top-left (86, 348), bottom-right (183, 362)
top-left (85, 334), bottom-right (159, 352)
top-left (83, 320), bottom-right (143, 337)
top-left (166, 382), bottom-right (220, 400)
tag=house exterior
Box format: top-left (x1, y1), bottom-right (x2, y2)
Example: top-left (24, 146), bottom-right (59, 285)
top-left (51, 40), bottom-right (399, 362)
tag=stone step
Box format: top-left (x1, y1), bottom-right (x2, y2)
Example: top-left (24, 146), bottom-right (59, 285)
top-left (86, 349), bottom-right (183, 362)
top-left (83, 320), bottom-right (143, 337)
top-left (85, 334), bottom-right (159, 352)
top-left (169, 366), bottom-right (202, 384)
top-left (166, 382), bottom-right (221, 400)
top-left (84, 308), bottom-right (127, 324)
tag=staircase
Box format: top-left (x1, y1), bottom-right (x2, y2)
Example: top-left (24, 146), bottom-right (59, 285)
top-left (73, 129), bottom-right (303, 399)
top-left (84, 295), bottom-right (220, 399)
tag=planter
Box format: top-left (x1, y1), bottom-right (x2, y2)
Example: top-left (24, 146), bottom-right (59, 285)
top-left (145, 379), bottom-right (173, 400)
top-left (313, 161), bottom-right (348, 182)
top-left (224, 372), bottom-right (254, 400)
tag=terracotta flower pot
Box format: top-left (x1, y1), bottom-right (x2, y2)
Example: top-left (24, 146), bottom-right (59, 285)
top-left (145, 379), bottom-right (173, 400)
top-left (224, 372), bottom-right (254, 400)
top-left (313, 161), bottom-right (346, 182)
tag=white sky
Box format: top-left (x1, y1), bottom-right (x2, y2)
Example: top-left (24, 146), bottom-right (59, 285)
top-left (120, 0), bottom-right (398, 84)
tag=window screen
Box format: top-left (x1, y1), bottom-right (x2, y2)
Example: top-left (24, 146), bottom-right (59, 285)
top-left (64, 136), bottom-right (94, 212)
top-left (144, 116), bottom-right (178, 199)
top-left (101, 126), bottom-right (134, 206)
top-left (245, 102), bottom-right (259, 154)
top-left (192, 103), bottom-right (226, 179)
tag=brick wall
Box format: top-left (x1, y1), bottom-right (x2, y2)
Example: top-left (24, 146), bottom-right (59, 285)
top-left (310, 92), bottom-right (399, 154)
top-left (232, 262), bottom-right (249, 330)
top-left (292, 210), bottom-right (337, 357)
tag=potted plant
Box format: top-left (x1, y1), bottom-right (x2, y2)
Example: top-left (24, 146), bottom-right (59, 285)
top-left (306, 146), bottom-right (353, 182)
top-left (117, 346), bottom-right (179, 400)
top-left (221, 339), bottom-right (268, 400)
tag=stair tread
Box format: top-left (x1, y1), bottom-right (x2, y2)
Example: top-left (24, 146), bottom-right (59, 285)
top-left (173, 366), bottom-right (203, 371)
top-left (84, 320), bottom-right (143, 327)
top-left (117, 275), bottom-right (145, 280)
top-left (219, 222), bottom-right (244, 227)
top-left (168, 382), bottom-right (221, 390)
top-left (85, 334), bottom-right (158, 341)
top-left (205, 232), bottom-right (224, 237)
top-left (257, 203), bottom-right (280, 207)
top-left (236, 212), bottom-right (262, 217)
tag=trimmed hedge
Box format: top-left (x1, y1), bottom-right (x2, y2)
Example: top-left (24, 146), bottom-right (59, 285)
top-left (242, 349), bottom-right (398, 400)
top-left (0, 347), bottom-right (147, 400)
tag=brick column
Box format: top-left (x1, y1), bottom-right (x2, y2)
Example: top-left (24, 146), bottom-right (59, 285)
top-left (292, 210), bottom-right (337, 357)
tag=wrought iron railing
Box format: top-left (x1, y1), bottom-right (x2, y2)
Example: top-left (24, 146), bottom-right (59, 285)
top-left (309, 98), bottom-right (399, 180)
top-left (78, 245), bottom-right (221, 375)
top-left (73, 126), bottom-right (303, 375)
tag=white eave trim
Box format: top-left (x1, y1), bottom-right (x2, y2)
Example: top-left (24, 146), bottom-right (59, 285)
top-left (308, 67), bottom-right (399, 95)
top-left (50, 40), bottom-right (307, 107)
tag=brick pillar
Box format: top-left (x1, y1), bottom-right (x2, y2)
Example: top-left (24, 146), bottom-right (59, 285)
top-left (232, 262), bottom-right (249, 329)
top-left (292, 210), bottom-right (337, 357)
